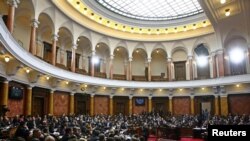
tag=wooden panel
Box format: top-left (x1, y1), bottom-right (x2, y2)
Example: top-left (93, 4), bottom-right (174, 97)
top-left (228, 94), bottom-right (250, 115)
top-left (53, 91), bottom-right (69, 116)
top-left (173, 97), bottom-right (190, 115)
top-left (94, 96), bottom-right (109, 115)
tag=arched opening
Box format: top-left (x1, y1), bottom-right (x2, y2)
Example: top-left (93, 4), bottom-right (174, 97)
top-left (151, 48), bottom-right (167, 81)
top-left (194, 44), bottom-right (210, 79)
top-left (113, 47), bottom-right (128, 80)
top-left (57, 27), bottom-right (73, 70)
top-left (75, 36), bottom-right (92, 75)
top-left (172, 48), bottom-right (187, 81)
top-left (225, 37), bottom-right (248, 75)
top-left (37, 13), bottom-right (54, 63)
top-left (132, 48), bottom-right (147, 81)
top-left (94, 42), bottom-right (110, 78)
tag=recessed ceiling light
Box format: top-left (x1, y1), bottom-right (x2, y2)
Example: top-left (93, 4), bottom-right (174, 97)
top-left (4, 56), bottom-right (10, 62)
top-left (225, 9), bottom-right (230, 16)
top-left (203, 21), bottom-right (207, 27)
top-left (26, 68), bottom-right (30, 73)
top-left (193, 24), bottom-right (197, 29)
top-left (220, 0), bottom-right (226, 4)
top-left (236, 84), bottom-right (240, 87)
top-left (183, 26), bottom-right (187, 31)
top-left (46, 76), bottom-right (50, 80)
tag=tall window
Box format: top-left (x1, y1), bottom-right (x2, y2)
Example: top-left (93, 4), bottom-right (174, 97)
top-left (194, 44), bottom-right (210, 79)
top-left (76, 53), bottom-right (80, 69)
top-left (66, 51), bottom-right (72, 68)
top-left (43, 42), bottom-right (52, 63)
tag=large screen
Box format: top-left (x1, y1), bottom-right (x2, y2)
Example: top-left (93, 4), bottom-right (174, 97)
top-left (9, 86), bottom-right (24, 99)
top-left (135, 98), bottom-right (145, 106)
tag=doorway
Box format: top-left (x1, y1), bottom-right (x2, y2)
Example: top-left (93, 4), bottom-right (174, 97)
top-left (32, 97), bottom-right (44, 116)
top-left (174, 61), bottom-right (186, 80)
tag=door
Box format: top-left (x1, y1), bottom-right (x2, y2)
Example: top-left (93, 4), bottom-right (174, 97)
top-left (174, 61), bottom-right (186, 81)
top-left (76, 101), bottom-right (86, 115)
top-left (32, 97), bottom-right (44, 116)
top-left (115, 102), bottom-right (125, 115)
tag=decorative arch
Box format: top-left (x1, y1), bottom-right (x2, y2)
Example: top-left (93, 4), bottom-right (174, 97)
top-left (115, 41), bottom-right (129, 54)
top-left (224, 29), bottom-right (248, 47)
top-left (97, 37), bottom-right (110, 48)
top-left (152, 43), bottom-right (167, 56)
top-left (192, 37), bottom-right (211, 54)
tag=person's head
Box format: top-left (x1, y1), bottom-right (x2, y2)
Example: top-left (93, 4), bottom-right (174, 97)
top-left (65, 127), bottom-right (73, 135)
top-left (44, 136), bottom-right (55, 141)
top-left (33, 128), bottom-right (41, 138)
top-left (99, 133), bottom-right (105, 141)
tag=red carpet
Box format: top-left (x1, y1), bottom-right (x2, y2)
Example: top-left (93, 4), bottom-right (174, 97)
top-left (180, 138), bottom-right (204, 141)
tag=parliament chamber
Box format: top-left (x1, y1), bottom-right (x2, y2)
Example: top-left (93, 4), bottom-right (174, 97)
top-left (0, 0), bottom-right (250, 141)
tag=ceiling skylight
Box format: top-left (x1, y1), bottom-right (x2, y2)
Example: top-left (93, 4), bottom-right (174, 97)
top-left (96, 0), bottom-right (203, 21)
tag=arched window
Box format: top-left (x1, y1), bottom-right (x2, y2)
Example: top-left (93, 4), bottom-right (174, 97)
top-left (225, 38), bottom-right (247, 75)
top-left (194, 44), bottom-right (210, 79)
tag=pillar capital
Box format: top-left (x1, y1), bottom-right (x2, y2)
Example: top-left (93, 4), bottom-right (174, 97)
top-left (50, 90), bottom-right (55, 94)
top-left (70, 92), bottom-right (75, 96)
top-left (128, 57), bottom-right (133, 62)
top-left (169, 96), bottom-right (173, 100)
top-left (188, 55), bottom-right (193, 60)
top-left (72, 44), bottom-right (77, 50)
top-left (27, 85), bottom-right (34, 89)
top-left (91, 50), bottom-right (96, 56)
top-left (4, 80), bottom-right (9, 84)
top-left (91, 94), bottom-right (95, 97)
top-left (7, 0), bottom-right (20, 8)
top-left (148, 96), bottom-right (152, 100)
top-left (110, 54), bottom-right (114, 60)
top-left (216, 49), bottom-right (224, 55)
top-left (110, 95), bottom-right (113, 99)
top-left (211, 51), bottom-right (216, 56)
top-left (30, 19), bottom-right (39, 28)
top-left (51, 34), bottom-right (59, 41)
top-left (190, 95), bottom-right (194, 99)
top-left (147, 58), bottom-right (152, 63)
top-left (167, 57), bottom-right (172, 62)
top-left (220, 94), bottom-right (228, 98)
top-left (129, 95), bottom-right (133, 99)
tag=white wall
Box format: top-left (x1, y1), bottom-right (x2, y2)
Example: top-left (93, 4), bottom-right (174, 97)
top-left (132, 53), bottom-right (146, 76)
top-left (172, 50), bottom-right (187, 62)
top-left (151, 53), bottom-right (167, 76)
top-left (113, 53), bottom-right (125, 74)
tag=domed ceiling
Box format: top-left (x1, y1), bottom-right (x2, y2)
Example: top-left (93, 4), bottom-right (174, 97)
top-left (53, 0), bottom-right (214, 41)
top-left (95, 0), bottom-right (203, 21)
